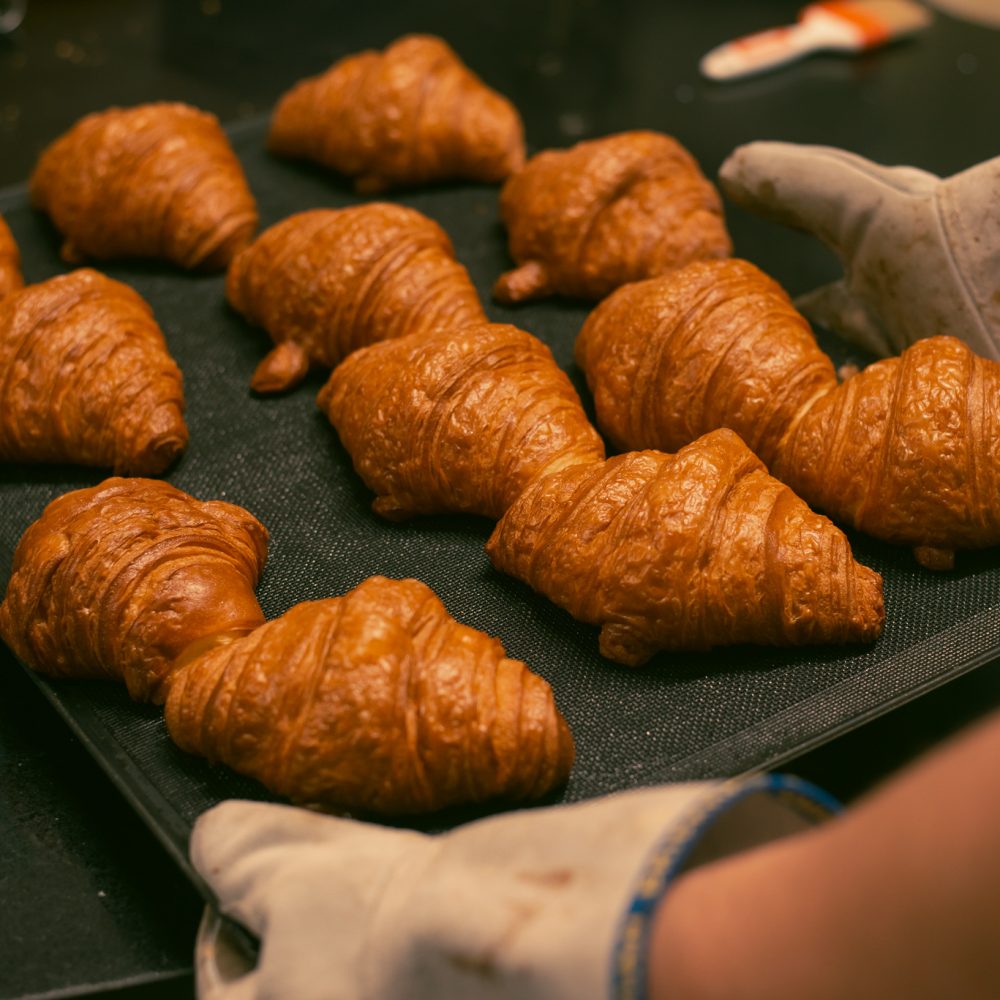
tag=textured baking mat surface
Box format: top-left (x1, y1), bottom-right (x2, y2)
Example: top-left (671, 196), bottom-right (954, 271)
top-left (2, 116), bottom-right (1000, 878)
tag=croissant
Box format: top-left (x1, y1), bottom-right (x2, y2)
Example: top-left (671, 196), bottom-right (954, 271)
top-left (0, 269), bottom-right (188, 474)
top-left (165, 576), bottom-right (574, 815)
top-left (227, 205), bottom-right (486, 393)
top-left (486, 429), bottom-right (884, 666)
top-left (0, 478), bottom-right (268, 703)
top-left (493, 130), bottom-right (732, 304)
top-left (0, 215), bottom-right (23, 300)
top-left (268, 34), bottom-right (525, 193)
top-left (30, 102), bottom-right (257, 270)
top-left (318, 322), bottom-right (605, 520)
top-left (575, 258), bottom-right (1000, 569)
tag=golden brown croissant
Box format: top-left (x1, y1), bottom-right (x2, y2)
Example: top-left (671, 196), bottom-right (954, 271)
top-left (493, 130), bottom-right (732, 303)
top-left (30, 102), bottom-right (257, 270)
top-left (227, 205), bottom-right (486, 393)
top-left (0, 478), bottom-right (268, 703)
top-left (0, 215), bottom-right (23, 300)
top-left (269, 35), bottom-right (525, 193)
top-left (576, 258), bottom-right (1000, 569)
top-left (486, 429), bottom-right (884, 666)
top-left (0, 269), bottom-right (188, 474)
top-left (318, 322), bottom-right (605, 520)
top-left (164, 576), bottom-right (574, 815)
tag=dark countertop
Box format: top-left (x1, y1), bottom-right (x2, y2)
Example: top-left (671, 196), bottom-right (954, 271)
top-left (1, 2), bottom-right (999, 997)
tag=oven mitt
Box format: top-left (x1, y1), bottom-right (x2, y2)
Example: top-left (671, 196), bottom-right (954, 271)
top-left (191, 775), bottom-right (837, 1000)
top-left (719, 141), bottom-right (1000, 361)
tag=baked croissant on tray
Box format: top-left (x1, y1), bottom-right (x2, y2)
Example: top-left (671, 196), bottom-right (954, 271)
top-left (576, 258), bottom-right (1000, 569)
top-left (269, 34), bottom-right (525, 192)
top-left (486, 429), bottom-right (884, 667)
top-left (227, 204), bottom-right (486, 392)
top-left (165, 576), bottom-right (574, 816)
top-left (494, 130), bottom-right (732, 303)
top-left (30, 102), bottom-right (257, 270)
top-left (319, 322), bottom-right (605, 520)
top-left (0, 269), bottom-right (188, 475)
top-left (0, 478), bottom-right (268, 703)
top-left (0, 215), bottom-right (23, 300)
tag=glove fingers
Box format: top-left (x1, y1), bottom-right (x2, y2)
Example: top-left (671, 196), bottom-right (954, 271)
top-left (794, 280), bottom-right (895, 357)
top-left (719, 141), bottom-right (936, 254)
top-left (192, 802), bottom-right (336, 881)
top-left (191, 800), bottom-right (422, 934)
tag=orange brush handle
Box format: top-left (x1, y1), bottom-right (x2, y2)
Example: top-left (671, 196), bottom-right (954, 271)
top-left (811, 1), bottom-right (893, 45)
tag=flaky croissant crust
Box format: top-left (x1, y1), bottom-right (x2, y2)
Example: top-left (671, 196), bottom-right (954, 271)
top-left (0, 478), bottom-right (268, 702)
top-left (494, 130), bottom-right (732, 303)
top-left (227, 204), bottom-right (486, 393)
top-left (487, 429), bottom-right (884, 666)
top-left (318, 322), bottom-right (605, 520)
top-left (165, 576), bottom-right (574, 815)
top-left (576, 258), bottom-right (1000, 568)
top-left (268, 34), bottom-right (525, 192)
top-left (0, 215), bottom-right (23, 301)
top-left (0, 269), bottom-right (187, 474)
top-left (30, 102), bottom-right (258, 270)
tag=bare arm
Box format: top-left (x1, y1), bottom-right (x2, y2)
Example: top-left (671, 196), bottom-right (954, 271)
top-left (650, 708), bottom-right (1000, 1000)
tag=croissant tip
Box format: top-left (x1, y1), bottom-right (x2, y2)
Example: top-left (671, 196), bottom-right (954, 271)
top-left (59, 240), bottom-right (86, 265)
top-left (250, 341), bottom-right (310, 394)
top-left (371, 495), bottom-right (413, 522)
top-left (354, 175), bottom-right (390, 195)
top-left (492, 261), bottom-right (549, 304)
top-left (249, 377), bottom-right (294, 395)
top-left (115, 428), bottom-right (188, 477)
top-left (855, 574), bottom-right (886, 641)
top-left (598, 625), bottom-right (655, 667)
top-left (913, 545), bottom-right (956, 571)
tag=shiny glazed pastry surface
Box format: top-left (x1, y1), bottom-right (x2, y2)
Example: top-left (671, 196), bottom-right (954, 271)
top-left (487, 429), bottom-right (884, 666)
top-left (576, 258), bottom-right (1000, 569)
top-left (268, 34), bottom-right (525, 192)
top-left (227, 205), bottom-right (486, 393)
top-left (0, 269), bottom-right (188, 474)
top-left (30, 102), bottom-right (258, 270)
top-left (0, 216), bottom-right (23, 300)
top-left (318, 322), bottom-right (605, 520)
top-left (0, 478), bottom-right (268, 703)
top-left (165, 576), bottom-right (574, 815)
top-left (494, 130), bottom-right (731, 303)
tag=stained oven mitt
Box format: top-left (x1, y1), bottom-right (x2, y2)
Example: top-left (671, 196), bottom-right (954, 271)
top-left (191, 776), bottom-right (836, 1000)
top-left (719, 141), bottom-right (1000, 361)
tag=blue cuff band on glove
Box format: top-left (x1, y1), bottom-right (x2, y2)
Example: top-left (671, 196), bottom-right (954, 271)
top-left (612, 773), bottom-right (841, 1000)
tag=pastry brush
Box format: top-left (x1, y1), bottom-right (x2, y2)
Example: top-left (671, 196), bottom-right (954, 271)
top-left (700, 1), bottom-right (933, 81)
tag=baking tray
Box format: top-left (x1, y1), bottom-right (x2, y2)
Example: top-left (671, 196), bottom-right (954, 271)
top-left (2, 116), bottom-right (1000, 891)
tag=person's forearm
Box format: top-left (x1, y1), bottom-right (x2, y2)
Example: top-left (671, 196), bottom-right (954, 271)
top-left (649, 707), bottom-right (1000, 1000)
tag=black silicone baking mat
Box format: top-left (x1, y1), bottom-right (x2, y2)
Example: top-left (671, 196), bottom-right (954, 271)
top-left (2, 116), bottom-right (999, 888)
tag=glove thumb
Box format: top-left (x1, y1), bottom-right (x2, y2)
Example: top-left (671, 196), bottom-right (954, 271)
top-left (719, 141), bottom-right (938, 255)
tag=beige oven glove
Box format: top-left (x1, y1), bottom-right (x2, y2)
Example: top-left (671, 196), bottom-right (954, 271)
top-left (191, 775), bottom-right (836, 1000)
top-left (719, 141), bottom-right (1000, 361)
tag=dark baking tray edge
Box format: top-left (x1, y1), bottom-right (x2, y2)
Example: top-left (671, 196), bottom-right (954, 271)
top-left (651, 603), bottom-right (1000, 784)
top-left (21, 666), bottom-right (208, 894)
